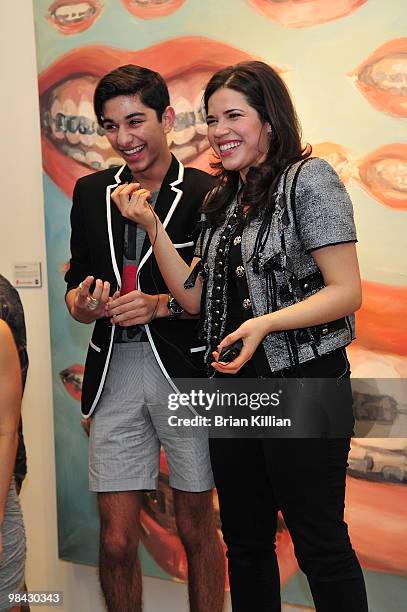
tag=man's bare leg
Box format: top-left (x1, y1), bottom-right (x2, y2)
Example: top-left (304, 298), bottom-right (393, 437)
top-left (98, 491), bottom-right (143, 612)
top-left (173, 489), bottom-right (225, 612)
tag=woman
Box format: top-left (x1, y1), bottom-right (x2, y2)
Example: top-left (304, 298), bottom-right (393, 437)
top-left (110, 61), bottom-right (368, 611)
top-left (0, 319), bottom-right (26, 612)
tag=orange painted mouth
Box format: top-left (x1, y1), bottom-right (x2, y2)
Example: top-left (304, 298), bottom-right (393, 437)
top-left (47, 0), bottom-right (104, 35)
top-left (247, 0), bottom-right (367, 28)
top-left (311, 142), bottom-right (407, 211)
top-left (356, 144), bottom-right (407, 211)
top-left (348, 345), bottom-right (407, 379)
top-left (346, 475), bottom-right (407, 575)
top-left (350, 38), bottom-right (407, 118)
top-left (59, 363), bottom-right (84, 401)
top-left (356, 281), bottom-right (407, 356)
top-left (311, 142), bottom-right (353, 184)
top-left (120, 0), bottom-right (185, 19)
top-left (38, 38), bottom-right (259, 197)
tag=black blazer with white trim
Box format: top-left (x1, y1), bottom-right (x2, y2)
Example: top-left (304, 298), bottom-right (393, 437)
top-left (65, 155), bottom-right (215, 417)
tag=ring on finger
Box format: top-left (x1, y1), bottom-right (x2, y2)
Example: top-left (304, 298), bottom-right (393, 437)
top-left (78, 281), bottom-right (83, 290)
top-left (87, 296), bottom-right (99, 310)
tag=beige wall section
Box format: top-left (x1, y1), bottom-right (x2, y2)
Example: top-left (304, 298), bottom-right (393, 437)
top-left (0, 2), bottom-right (197, 611)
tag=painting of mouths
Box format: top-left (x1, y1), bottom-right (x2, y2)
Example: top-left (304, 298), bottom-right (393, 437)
top-left (38, 38), bottom-right (262, 197)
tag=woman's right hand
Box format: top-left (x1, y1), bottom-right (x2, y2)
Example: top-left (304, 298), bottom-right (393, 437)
top-left (211, 317), bottom-right (270, 374)
top-left (111, 182), bottom-right (157, 231)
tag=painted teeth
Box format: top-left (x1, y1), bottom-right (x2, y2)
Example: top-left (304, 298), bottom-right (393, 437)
top-left (220, 142), bottom-right (240, 151)
top-left (63, 98), bottom-right (80, 145)
top-left (78, 100), bottom-right (95, 147)
top-left (194, 89), bottom-right (207, 136)
top-left (53, 3), bottom-right (95, 24)
top-left (171, 96), bottom-right (196, 146)
top-left (85, 150), bottom-right (104, 169)
top-left (106, 157), bottom-right (124, 168)
top-left (43, 76), bottom-right (211, 170)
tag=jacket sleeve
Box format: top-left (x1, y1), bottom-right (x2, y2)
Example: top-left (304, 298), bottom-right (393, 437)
top-left (294, 158), bottom-right (357, 253)
top-left (64, 178), bottom-right (91, 293)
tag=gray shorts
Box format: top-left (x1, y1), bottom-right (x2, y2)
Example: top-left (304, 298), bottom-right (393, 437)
top-left (0, 478), bottom-right (26, 612)
top-left (89, 342), bottom-right (214, 493)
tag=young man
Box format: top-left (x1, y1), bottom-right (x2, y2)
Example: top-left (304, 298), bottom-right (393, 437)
top-left (64, 65), bottom-right (224, 612)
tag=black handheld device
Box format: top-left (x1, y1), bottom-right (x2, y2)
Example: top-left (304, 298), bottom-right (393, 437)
top-left (218, 339), bottom-right (244, 363)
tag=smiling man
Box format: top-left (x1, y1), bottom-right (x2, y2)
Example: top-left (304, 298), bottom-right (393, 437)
top-left (64, 65), bottom-right (224, 612)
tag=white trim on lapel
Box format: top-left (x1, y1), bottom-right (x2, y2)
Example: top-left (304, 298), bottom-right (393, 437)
top-left (114, 165), bottom-right (126, 183)
top-left (144, 322), bottom-right (199, 417)
top-left (83, 165), bottom-right (127, 417)
top-left (105, 164), bottom-right (127, 290)
top-left (135, 160), bottom-right (199, 415)
top-left (84, 324), bottom-right (116, 418)
top-left (137, 160), bottom-right (184, 278)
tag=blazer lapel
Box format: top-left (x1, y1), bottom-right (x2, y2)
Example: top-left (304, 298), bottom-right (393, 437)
top-left (139, 155), bottom-right (184, 265)
top-left (105, 165), bottom-right (127, 289)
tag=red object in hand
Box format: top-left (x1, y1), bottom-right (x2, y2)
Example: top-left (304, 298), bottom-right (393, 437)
top-left (121, 264), bottom-right (137, 296)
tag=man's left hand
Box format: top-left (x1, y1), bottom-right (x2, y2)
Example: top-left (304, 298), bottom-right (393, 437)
top-left (106, 290), bottom-right (166, 326)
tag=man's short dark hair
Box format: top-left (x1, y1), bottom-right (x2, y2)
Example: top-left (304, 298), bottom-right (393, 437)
top-left (94, 64), bottom-right (170, 124)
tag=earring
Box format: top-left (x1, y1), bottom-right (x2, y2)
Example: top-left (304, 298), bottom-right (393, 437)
top-left (266, 124), bottom-right (272, 134)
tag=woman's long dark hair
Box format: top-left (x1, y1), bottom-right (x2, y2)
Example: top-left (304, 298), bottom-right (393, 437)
top-left (203, 61), bottom-right (311, 225)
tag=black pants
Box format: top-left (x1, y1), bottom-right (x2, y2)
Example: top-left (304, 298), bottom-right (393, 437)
top-left (210, 350), bottom-right (368, 612)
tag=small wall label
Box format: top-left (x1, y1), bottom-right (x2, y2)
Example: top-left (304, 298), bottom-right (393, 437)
top-left (13, 262), bottom-right (42, 288)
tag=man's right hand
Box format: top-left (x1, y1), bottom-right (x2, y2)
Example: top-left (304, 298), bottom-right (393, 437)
top-left (68, 276), bottom-right (110, 324)
top-left (111, 182), bottom-right (157, 232)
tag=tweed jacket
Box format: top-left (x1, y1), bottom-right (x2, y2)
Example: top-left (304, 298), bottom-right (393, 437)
top-left (65, 155), bottom-right (215, 416)
top-left (195, 158), bottom-right (357, 372)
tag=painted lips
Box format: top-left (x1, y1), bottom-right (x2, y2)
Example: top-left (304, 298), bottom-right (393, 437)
top-left (313, 142), bottom-right (407, 211)
top-left (120, 0), bottom-right (186, 20)
top-left (47, 0), bottom-right (103, 34)
top-left (38, 38), bottom-right (259, 197)
top-left (346, 475), bottom-right (407, 575)
top-left (351, 39), bottom-right (407, 118)
top-left (356, 281), bottom-right (407, 357)
top-left (356, 144), bottom-right (407, 211)
top-left (59, 364), bottom-right (84, 401)
top-left (247, 0), bottom-right (367, 28)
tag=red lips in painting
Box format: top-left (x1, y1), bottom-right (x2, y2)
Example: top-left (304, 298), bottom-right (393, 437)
top-left (247, 0), bottom-right (367, 28)
top-left (351, 39), bottom-right (407, 118)
top-left (59, 364), bottom-right (84, 401)
top-left (311, 142), bottom-right (353, 184)
top-left (47, 0), bottom-right (103, 34)
top-left (38, 38), bottom-right (261, 197)
top-left (356, 144), bottom-right (407, 211)
top-left (120, 0), bottom-right (185, 19)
